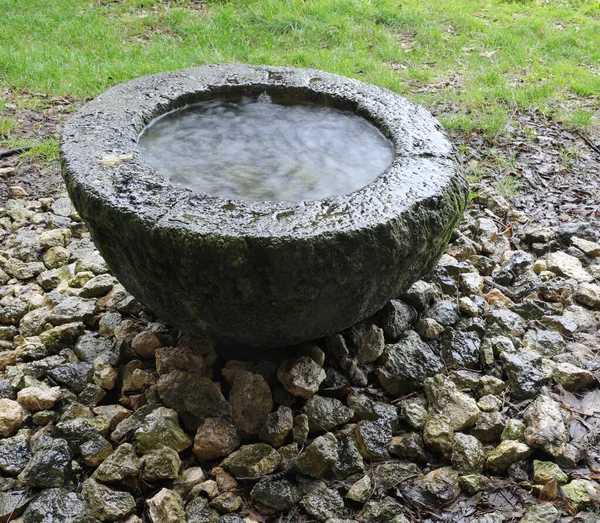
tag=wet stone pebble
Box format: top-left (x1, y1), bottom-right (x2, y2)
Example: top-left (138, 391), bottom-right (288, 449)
top-left (2, 185), bottom-right (600, 521)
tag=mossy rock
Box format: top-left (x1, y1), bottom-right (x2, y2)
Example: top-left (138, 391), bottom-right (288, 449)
top-left (62, 64), bottom-right (468, 347)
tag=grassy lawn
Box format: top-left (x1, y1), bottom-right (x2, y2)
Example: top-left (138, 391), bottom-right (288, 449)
top-left (1, 0), bottom-right (599, 159)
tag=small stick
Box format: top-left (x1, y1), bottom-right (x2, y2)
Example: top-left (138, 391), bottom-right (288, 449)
top-left (578, 132), bottom-right (600, 157)
top-left (0, 146), bottom-right (31, 159)
top-left (559, 401), bottom-right (600, 420)
top-left (482, 276), bottom-right (518, 300)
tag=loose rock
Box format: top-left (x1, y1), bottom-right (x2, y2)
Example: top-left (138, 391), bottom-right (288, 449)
top-left (519, 503), bottom-right (559, 523)
top-left (562, 479), bottom-right (599, 511)
top-left (299, 481), bottom-right (344, 521)
top-left (375, 461), bottom-right (419, 487)
top-left (381, 299), bottom-right (417, 341)
top-left (546, 251), bottom-right (593, 283)
top-left (0, 398), bottom-right (22, 437)
top-left (18, 437), bottom-right (71, 488)
top-left (346, 475), bottom-right (372, 503)
top-left (553, 362), bottom-right (596, 391)
top-left (356, 324), bottom-right (385, 364)
top-left (292, 413), bottom-right (309, 446)
top-left (501, 350), bottom-right (551, 400)
top-left (418, 467), bottom-right (461, 503)
top-left (173, 467), bottom-right (206, 498)
top-left (303, 395), bottom-right (353, 432)
top-left (422, 300), bottom-right (460, 326)
top-left (523, 396), bottom-right (569, 457)
top-left (377, 330), bottom-right (444, 395)
top-left (82, 478), bottom-right (136, 522)
top-left (259, 406), bottom-right (293, 447)
top-left (355, 419), bottom-right (391, 461)
top-left (184, 497), bottom-right (219, 523)
top-left (486, 440), bottom-right (531, 474)
top-left (142, 445), bottom-right (182, 481)
top-left (533, 460), bottom-right (568, 485)
top-left (416, 317), bottom-right (445, 340)
top-left (0, 429), bottom-right (31, 476)
top-left (22, 488), bottom-right (94, 523)
top-left (209, 492), bottom-right (242, 514)
top-left (425, 374), bottom-right (480, 434)
top-left (451, 433), bottom-right (485, 474)
top-left (134, 407), bottom-right (191, 454)
top-left (441, 329), bottom-right (481, 369)
top-left (131, 330), bottom-right (161, 359)
top-left (277, 357), bottom-right (326, 399)
top-left (296, 433), bottom-right (338, 478)
top-left (229, 371), bottom-right (272, 436)
top-left (194, 418), bottom-right (242, 461)
top-left (470, 411), bottom-right (506, 443)
top-left (146, 488), bottom-right (185, 523)
top-left (221, 443), bottom-right (281, 479)
top-left (574, 282), bottom-right (600, 308)
top-left (79, 435), bottom-right (113, 467)
top-left (0, 489), bottom-right (35, 522)
top-left (157, 372), bottom-right (231, 431)
top-left (17, 386), bottom-right (61, 412)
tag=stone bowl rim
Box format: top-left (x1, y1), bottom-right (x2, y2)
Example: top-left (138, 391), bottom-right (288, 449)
top-left (61, 63), bottom-right (457, 240)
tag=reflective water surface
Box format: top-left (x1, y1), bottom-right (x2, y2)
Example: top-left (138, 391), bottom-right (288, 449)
top-left (139, 97), bottom-right (394, 202)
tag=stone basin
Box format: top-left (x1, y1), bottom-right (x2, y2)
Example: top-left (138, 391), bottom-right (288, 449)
top-left (60, 64), bottom-right (468, 347)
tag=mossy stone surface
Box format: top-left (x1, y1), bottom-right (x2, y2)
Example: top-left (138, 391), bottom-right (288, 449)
top-left (61, 64), bottom-right (468, 347)
top-left (221, 443), bottom-right (282, 479)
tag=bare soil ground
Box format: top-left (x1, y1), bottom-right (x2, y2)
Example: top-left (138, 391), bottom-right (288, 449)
top-left (0, 91), bottom-right (80, 202)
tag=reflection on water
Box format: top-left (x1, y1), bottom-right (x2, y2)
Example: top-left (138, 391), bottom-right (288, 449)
top-left (139, 97), bottom-right (394, 202)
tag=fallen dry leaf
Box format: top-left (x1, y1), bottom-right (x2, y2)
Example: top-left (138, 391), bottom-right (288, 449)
top-left (501, 223), bottom-right (513, 237)
top-left (539, 479), bottom-right (559, 501)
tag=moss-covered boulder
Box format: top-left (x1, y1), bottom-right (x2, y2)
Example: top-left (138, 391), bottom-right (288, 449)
top-left (61, 64), bottom-right (467, 347)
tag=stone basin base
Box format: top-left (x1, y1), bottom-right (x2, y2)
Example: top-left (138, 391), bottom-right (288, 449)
top-left (60, 64), bottom-right (468, 347)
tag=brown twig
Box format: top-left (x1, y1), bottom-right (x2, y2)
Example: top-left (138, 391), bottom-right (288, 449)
top-left (559, 400), bottom-right (600, 420)
top-left (578, 132), bottom-right (600, 158)
top-left (482, 276), bottom-right (518, 300)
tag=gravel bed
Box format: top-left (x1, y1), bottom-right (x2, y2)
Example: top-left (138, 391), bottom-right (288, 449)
top-left (2, 162), bottom-right (600, 521)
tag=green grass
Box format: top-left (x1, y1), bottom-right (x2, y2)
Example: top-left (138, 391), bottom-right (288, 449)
top-left (496, 173), bottom-right (522, 198)
top-left (24, 136), bottom-right (61, 162)
top-left (0, 117), bottom-right (14, 139)
top-left (562, 108), bottom-right (596, 130)
top-left (557, 142), bottom-right (585, 170)
top-left (0, 0), bottom-right (599, 141)
top-left (1, 136), bottom-right (61, 162)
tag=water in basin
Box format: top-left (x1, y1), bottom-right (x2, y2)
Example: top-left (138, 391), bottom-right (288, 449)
top-left (138, 96), bottom-right (394, 202)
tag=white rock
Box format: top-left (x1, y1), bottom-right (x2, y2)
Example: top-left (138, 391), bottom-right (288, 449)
top-left (572, 236), bottom-right (600, 257)
top-left (277, 356), bottom-right (326, 399)
top-left (423, 375), bottom-right (480, 455)
top-left (146, 488), bottom-right (185, 523)
top-left (523, 396), bottom-right (568, 457)
top-left (486, 440), bottom-right (531, 473)
top-left (574, 282), bottom-right (600, 309)
top-left (0, 398), bottom-right (23, 437)
top-left (460, 272), bottom-right (484, 295)
top-left (553, 362), bottom-right (596, 392)
top-left (17, 386), bottom-right (61, 412)
top-left (546, 252), bottom-right (593, 283)
top-left (458, 297), bottom-right (479, 317)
